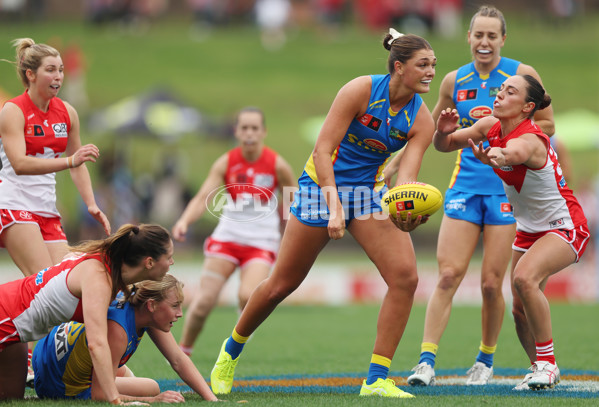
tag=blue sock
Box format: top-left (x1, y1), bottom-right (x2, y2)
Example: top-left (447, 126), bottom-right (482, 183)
top-left (476, 350), bottom-right (494, 368)
top-left (225, 336), bottom-right (245, 360)
top-left (366, 363), bottom-right (389, 385)
top-left (419, 351), bottom-right (437, 368)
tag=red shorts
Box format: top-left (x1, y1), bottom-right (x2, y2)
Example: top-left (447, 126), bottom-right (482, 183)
top-left (513, 224), bottom-right (590, 263)
top-left (0, 209), bottom-right (67, 248)
top-left (0, 316), bottom-right (20, 350)
top-left (203, 237), bottom-right (276, 268)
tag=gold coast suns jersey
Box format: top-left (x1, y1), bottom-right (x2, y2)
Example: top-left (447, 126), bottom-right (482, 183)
top-left (449, 57), bottom-right (520, 194)
top-left (300, 74), bottom-right (423, 191)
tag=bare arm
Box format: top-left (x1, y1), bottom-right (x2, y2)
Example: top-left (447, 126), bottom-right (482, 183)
top-left (471, 133), bottom-right (548, 169)
top-left (71, 260), bottom-right (122, 404)
top-left (64, 102), bottom-right (110, 235)
top-left (171, 153), bottom-right (228, 242)
top-left (434, 109), bottom-right (495, 152)
top-left (149, 328), bottom-right (219, 401)
top-left (431, 71), bottom-right (458, 123)
top-left (517, 63), bottom-right (555, 136)
top-left (312, 76), bottom-right (371, 240)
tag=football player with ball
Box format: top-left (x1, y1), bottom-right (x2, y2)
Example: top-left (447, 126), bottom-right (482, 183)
top-left (210, 29), bottom-right (436, 399)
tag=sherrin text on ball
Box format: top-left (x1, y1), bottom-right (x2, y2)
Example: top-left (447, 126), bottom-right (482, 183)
top-left (382, 182), bottom-right (443, 220)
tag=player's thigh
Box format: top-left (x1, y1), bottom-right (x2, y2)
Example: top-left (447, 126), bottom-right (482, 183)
top-left (0, 342), bottom-right (27, 399)
top-left (240, 261), bottom-right (271, 292)
top-left (268, 216), bottom-right (330, 289)
top-left (2, 224), bottom-right (54, 276)
top-left (480, 223), bottom-right (515, 279)
top-left (202, 256), bottom-right (238, 280)
top-left (515, 233), bottom-right (576, 284)
top-left (437, 215), bottom-right (482, 273)
top-left (46, 241), bottom-right (70, 266)
top-left (348, 214), bottom-right (416, 283)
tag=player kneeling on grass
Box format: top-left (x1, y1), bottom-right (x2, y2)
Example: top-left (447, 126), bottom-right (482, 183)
top-left (32, 274), bottom-right (219, 403)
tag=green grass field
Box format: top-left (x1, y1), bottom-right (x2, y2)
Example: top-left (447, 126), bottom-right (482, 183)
top-left (10, 303), bottom-right (599, 406)
top-left (0, 13), bottom-right (598, 406)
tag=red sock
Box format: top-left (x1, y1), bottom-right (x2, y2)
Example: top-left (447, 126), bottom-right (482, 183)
top-left (27, 349), bottom-right (33, 367)
top-left (535, 339), bottom-right (556, 364)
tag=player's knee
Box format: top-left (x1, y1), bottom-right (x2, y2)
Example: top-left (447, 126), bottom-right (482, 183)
top-left (388, 268), bottom-right (418, 294)
top-left (512, 272), bottom-right (534, 297)
top-left (480, 277), bottom-right (503, 299)
top-left (437, 267), bottom-right (463, 291)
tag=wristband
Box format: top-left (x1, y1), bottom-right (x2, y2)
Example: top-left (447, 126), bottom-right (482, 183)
top-left (67, 156), bottom-right (74, 168)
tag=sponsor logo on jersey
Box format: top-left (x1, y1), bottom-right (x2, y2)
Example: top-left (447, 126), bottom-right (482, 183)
top-left (500, 165), bottom-right (513, 171)
top-left (363, 138), bottom-right (388, 151)
top-left (500, 202), bottom-right (513, 212)
top-left (25, 124), bottom-right (45, 136)
top-left (19, 210), bottom-right (33, 220)
top-left (489, 87), bottom-right (500, 97)
top-left (52, 122), bottom-right (68, 138)
top-left (457, 89), bottom-right (477, 101)
top-left (43, 119), bottom-right (49, 127)
top-left (469, 106), bottom-right (492, 119)
top-left (549, 218), bottom-right (565, 229)
top-left (389, 127), bottom-right (407, 140)
top-left (358, 113), bottom-right (382, 131)
top-left (481, 81), bottom-right (487, 89)
top-left (27, 113), bottom-right (35, 120)
top-left (346, 133), bottom-right (391, 155)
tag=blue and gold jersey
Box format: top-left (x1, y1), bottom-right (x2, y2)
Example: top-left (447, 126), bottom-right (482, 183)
top-left (301, 74), bottom-right (423, 191)
top-left (448, 57), bottom-right (520, 194)
top-left (32, 299), bottom-right (145, 399)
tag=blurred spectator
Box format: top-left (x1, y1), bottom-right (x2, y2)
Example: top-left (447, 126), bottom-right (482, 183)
top-left (255, 0), bottom-right (291, 51)
top-left (61, 41), bottom-right (89, 114)
top-left (313, 0), bottom-right (348, 38)
top-left (149, 154), bottom-right (191, 227)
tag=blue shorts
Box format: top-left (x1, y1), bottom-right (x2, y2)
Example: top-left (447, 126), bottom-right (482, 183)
top-left (290, 176), bottom-right (387, 227)
top-left (443, 189), bottom-right (515, 226)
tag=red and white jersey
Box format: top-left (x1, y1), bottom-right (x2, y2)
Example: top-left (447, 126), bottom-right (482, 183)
top-left (211, 146), bottom-right (281, 252)
top-left (0, 253), bottom-right (105, 343)
top-left (0, 92), bottom-right (71, 216)
top-left (487, 119), bottom-right (587, 233)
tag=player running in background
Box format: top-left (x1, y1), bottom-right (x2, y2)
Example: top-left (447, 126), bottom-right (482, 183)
top-left (210, 29), bottom-right (435, 399)
top-left (0, 38), bottom-right (110, 383)
top-left (0, 223), bottom-right (173, 402)
top-left (172, 106), bottom-right (295, 357)
top-left (435, 74), bottom-right (589, 390)
top-left (401, 6), bottom-right (555, 387)
top-left (32, 274), bottom-right (218, 402)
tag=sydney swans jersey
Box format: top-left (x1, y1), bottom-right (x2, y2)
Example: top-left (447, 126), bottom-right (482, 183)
top-left (301, 74), bottom-right (422, 190)
top-left (0, 92), bottom-right (71, 216)
top-left (487, 120), bottom-right (587, 233)
top-left (32, 299), bottom-right (145, 398)
top-left (0, 253), bottom-right (104, 344)
top-left (211, 146), bottom-right (281, 252)
top-left (449, 57), bottom-right (520, 194)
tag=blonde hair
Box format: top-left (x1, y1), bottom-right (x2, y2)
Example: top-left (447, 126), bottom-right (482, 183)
top-left (128, 274), bottom-right (184, 307)
top-left (11, 38), bottom-right (60, 88)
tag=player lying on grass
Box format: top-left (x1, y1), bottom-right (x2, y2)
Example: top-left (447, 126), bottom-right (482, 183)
top-left (32, 274), bottom-right (219, 403)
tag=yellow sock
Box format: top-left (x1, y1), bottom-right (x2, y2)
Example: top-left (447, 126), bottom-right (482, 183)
top-left (232, 328), bottom-right (250, 344)
top-left (371, 354), bottom-right (391, 368)
top-left (421, 342), bottom-right (438, 355)
top-left (479, 342), bottom-right (497, 354)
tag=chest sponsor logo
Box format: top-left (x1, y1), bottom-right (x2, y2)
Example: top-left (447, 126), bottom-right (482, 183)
top-left (358, 113), bottom-right (382, 131)
top-left (364, 138), bottom-right (388, 151)
top-left (500, 202), bottom-right (512, 212)
top-left (481, 81), bottom-right (487, 89)
top-left (549, 218), bottom-right (565, 229)
top-left (469, 106), bottom-right (492, 119)
top-left (25, 124), bottom-right (45, 136)
top-left (457, 89), bottom-right (477, 101)
top-left (389, 127), bottom-right (407, 140)
top-left (52, 122), bottom-right (68, 138)
top-left (500, 165), bottom-right (513, 171)
top-left (489, 87), bottom-right (500, 97)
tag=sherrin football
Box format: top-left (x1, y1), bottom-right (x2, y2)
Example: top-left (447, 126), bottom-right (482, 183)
top-left (381, 182), bottom-right (443, 220)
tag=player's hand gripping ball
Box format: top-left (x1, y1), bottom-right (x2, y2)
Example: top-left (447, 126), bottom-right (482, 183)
top-left (382, 182), bottom-right (443, 220)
